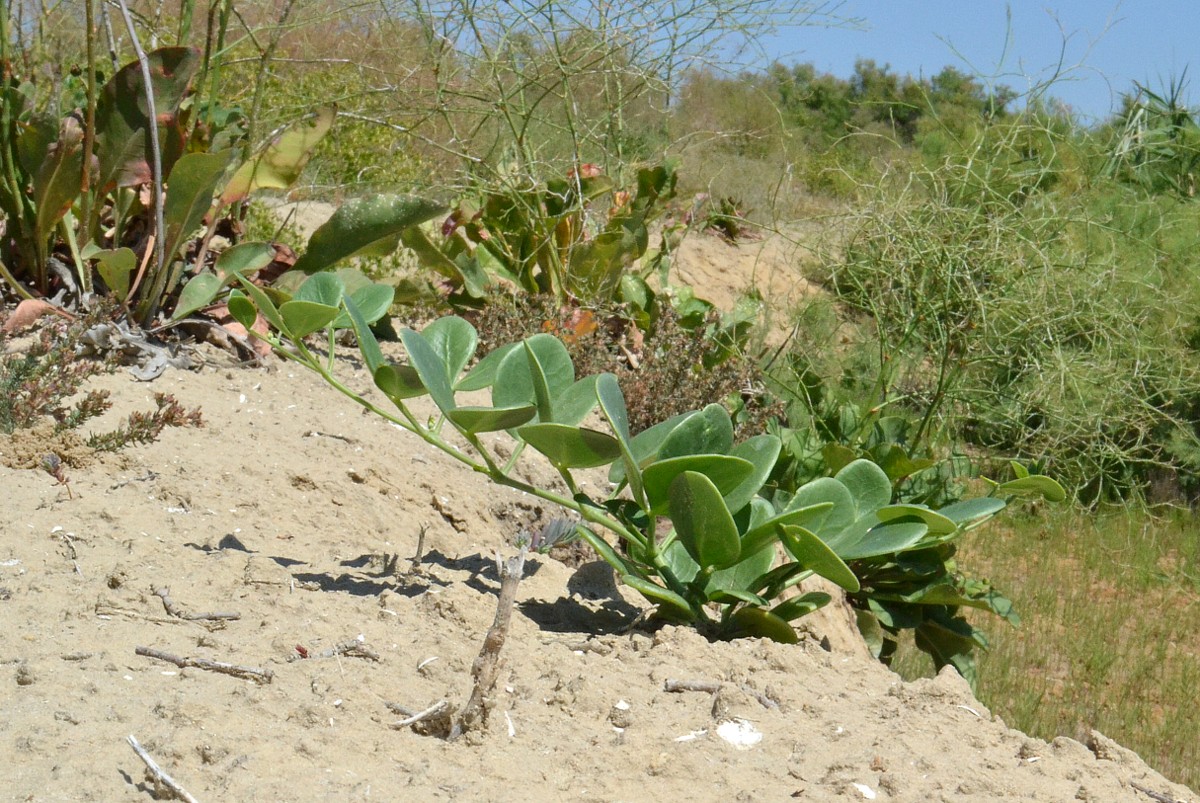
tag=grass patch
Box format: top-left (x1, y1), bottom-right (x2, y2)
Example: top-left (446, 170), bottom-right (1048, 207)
top-left (891, 507), bottom-right (1200, 789)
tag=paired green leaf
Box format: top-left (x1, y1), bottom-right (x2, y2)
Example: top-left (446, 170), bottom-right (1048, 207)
top-left (669, 471), bottom-right (740, 570)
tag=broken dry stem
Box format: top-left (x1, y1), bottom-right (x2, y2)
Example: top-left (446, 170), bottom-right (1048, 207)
top-left (288, 637), bottom-right (381, 663)
top-left (135, 646), bottom-right (274, 683)
top-left (154, 587), bottom-right (241, 622)
top-left (449, 547), bottom-right (527, 741)
top-left (126, 734), bottom-right (200, 803)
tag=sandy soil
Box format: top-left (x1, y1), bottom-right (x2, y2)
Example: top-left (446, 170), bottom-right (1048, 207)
top-left (3, 330), bottom-right (1196, 802)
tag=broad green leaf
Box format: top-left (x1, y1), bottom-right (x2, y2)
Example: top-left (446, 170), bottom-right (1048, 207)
top-left (1009, 461), bottom-right (1030, 479)
top-left (295, 272), bottom-right (345, 306)
top-left (608, 410), bottom-right (692, 484)
top-left (722, 434), bottom-right (781, 515)
top-left (997, 475), bottom-right (1066, 502)
top-left (345, 295), bottom-right (384, 374)
top-left (738, 502), bottom-right (835, 557)
top-left (778, 525), bottom-right (859, 592)
top-left (937, 497), bottom-right (1006, 528)
top-left (771, 592), bottom-right (832, 622)
top-left (214, 241), bottom-right (274, 281)
top-left (658, 403), bottom-right (733, 459)
top-left (855, 609), bottom-right (887, 659)
top-left (518, 423), bottom-right (621, 468)
top-left (456, 343), bottom-right (519, 391)
top-left (492, 334), bottom-right (574, 419)
top-left (706, 544), bottom-right (775, 598)
top-left (172, 272), bottom-right (223, 320)
top-left (279, 300), bottom-right (339, 338)
top-left (708, 588), bottom-right (768, 607)
top-left (597, 373), bottom-right (645, 507)
top-left (399, 327), bottom-right (457, 413)
top-left (828, 519), bottom-right (927, 561)
top-left (643, 455), bottom-right (754, 515)
top-left (725, 607), bottom-right (798, 643)
top-left (339, 283), bottom-right (393, 328)
top-left (94, 47), bottom-right (200, 193)
top-left (621, 574), bottom-right (695, 622)
top-left (221, 105), bottom-right (335, 204)
top-left (374, 364), bottom-right (426, 401)
top-left (669, 471), bottom-right (741, 570)
top-left (524, 342), bottom-right (555, 423)
top-left (227, 290), bottom-right (256, 330)
top-left (162, 151), bottom-right (231, 266)
top-left (554, 375), bottom-right (601, 426)
top-left (422, 316), bottom-right (478, 382)
top-left (875, 504), bottom-right (958, 536)
top-left (835, 459), bottom-right (893, 515)
top-left (93, 248), bottom-right (137, 300)
top-left (32, 116), bottom-right (83, 247)
top-left (787, 477), bottom-right (854, 536)
top-left (234, 275), bottom-right (288, 336)
top-left (447, 405), bottom-right (537, 434)
top-left (294, 195), bottom-right (447, 273)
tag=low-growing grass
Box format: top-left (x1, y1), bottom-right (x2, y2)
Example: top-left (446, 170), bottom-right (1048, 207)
top-left (891, 507), bottom-right (1200, 789)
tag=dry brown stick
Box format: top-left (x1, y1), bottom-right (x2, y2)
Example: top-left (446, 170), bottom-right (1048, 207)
top-left (126, 734), bottom-right (201, 803)
top-left (390, 700), bottom-right (450, 729)
top-left (135, 646), bottom-right (273, 684)
top-left (1131, 781), bottom-right (1183, 803)
top-left (153, 587), bottom-right (241, 622)
top-left (449, 547), bottom-right (527, 741)
top-left (664, 678), bottom-right (723, 694)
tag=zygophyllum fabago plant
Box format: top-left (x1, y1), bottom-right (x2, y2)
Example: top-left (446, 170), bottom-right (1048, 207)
top-left (231, 270), bottom-right (1063, 643)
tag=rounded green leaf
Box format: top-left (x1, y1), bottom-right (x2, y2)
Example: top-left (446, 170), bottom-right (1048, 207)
top-left (658, 403), bottom-right (734, 460)
top-left (643, 455), bottom-right (755, 515)
top-left (331, 282), bottom-right (394, 329)
top-left (421, 316), bottom-right (478, 382)
top-left (669, 471), bottom-right (741, 570)
top-left (725, 607), bottom-right (798, 643)
top-left (172, 272), bottom-right (223, 321)
top-left (787, 477), bottom-right (854, 537)
top-left (771, 592), bottom-right (833, 623)
top-left (875, 504), bottom-right (957, 535)
top-left (937, 497), bottom-right (1006, 528)
top-left (997, 475), bottom-right (1067, 502)
top-left (620, 574), bottom-right (695, 622)
top-left (227, 290), bottom-right (257, 330)
top-left (739, 502), bottom-right (835, 557)
top-left (778, 525), bottom-right (860, 592)
top-left (492, 334), bottom-right (574, 419)
top-left (447, 405), bottom-right (537, 434)
top-left (234, 276), bottom-right (288, 336)
top-left (722, 434), bottom-right (782, 515)
top-left (279, 300), bottom-right (340, 338)
top-left (295, 271), bottom-right (345, 306)
top-left (374, 363), bottom-right (426, 401)
top-left (294, 194), bottom-right (447, 273)
top-left (831, 520), bottom-right (928, 561)
top-left (456, 343), bottom-right (518, 391)
top-left (214, 241), bottom-right (275, 281)
top-left (518, 423), bottom-right (621, 468)
top-left (705, 543), bottom-right (776, 599)
top-left (399, 327), bottom-right (457, 413)
top-left (835, 459), bottom-right (893, 515)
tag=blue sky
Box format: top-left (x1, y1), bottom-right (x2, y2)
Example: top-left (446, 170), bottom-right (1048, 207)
top-left (764, 1), bottom-right (1198, 123)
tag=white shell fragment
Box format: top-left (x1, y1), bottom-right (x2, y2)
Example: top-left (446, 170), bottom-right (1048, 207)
top-left (852, 783), bottom-right (877, 799)
top-left (716, 718), bottom-right (762, 749)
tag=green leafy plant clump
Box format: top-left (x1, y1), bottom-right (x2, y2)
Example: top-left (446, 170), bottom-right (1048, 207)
top-left (233, 271), bottom-right (1062, 673)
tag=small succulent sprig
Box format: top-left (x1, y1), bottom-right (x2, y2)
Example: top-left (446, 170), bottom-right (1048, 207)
top-left (233, 271), bottom-right (1064, 646)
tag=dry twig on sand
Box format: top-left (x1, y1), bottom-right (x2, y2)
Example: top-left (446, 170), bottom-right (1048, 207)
top-left (448, 547), bottom-right (527, 741)
top-left (154, 587), bottom-right (241, 622)
top-left (135, 646), bottom-right (273, 683)
top-left (126, 734), bottom-right (200, 803)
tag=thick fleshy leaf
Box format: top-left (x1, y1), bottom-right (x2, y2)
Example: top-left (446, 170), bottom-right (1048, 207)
top-left (658, 403), bottom-right (734, 459)
top-left (294, 195), bottom-right (447, 273)
top-left (162, 151), bottom-right (231, 264)
top-left (739, 502), bottom-right (835, 557)
top-left (725, 607), bottom-right (798, 643)
top-left (234, 275), bottom-right (288, 335)
top-left (172, 272), bottom-right (223, 320)
top-left (227, 290), bottom-right (256, 330)
top-left (828, 519), bottom-right (928, 560)
top-left (835, 459), bottom-right (893, 515)
top-left (643, 455), bottom-right (754, 514)
top-left (221, 105), bottom-right (335, 204)
top-left (597, 372), bottom-right (645, 507)
top-left (93, 248), bottom-right (137, 300)
top-left (875, 504), bottom-right (957, 535)
top-left (374, 363), bottom-right (426, 401)
top-left (344, 295), bottom-right (384, 373)
top-left (706, 544), bottom-right (775, 598)
top-left (778, 525), bottom-right (860, 592)
top-left (608, 410), bottom-right (692, 484)
top-left (295, 271), bottom-right (345, 306)
top-left (722, 434), bottom-right (781, 515)
top-left (771, 591), bottom-right (832, 623)
top-left (554, 375), bottom-right (601, 426)
top-left (937, 497), bottom-right (1006, 529)
top-left (787, 477), bottom-right (854, 537)
top-left (998, 475), bottom-right (1066, 502)
top-left (456, 343), bottom-right (518, 391)
top-left (708, 588), bottom-right (768, 606)
top-left (399, 326), bottom-right (456, 413)
top-left (279, 300), bottom-right (339, 338)
top-left (214, 241), bottom-right (275, 281)
top-left (447, 405), bottom-right (537, 434)
top-left (95, 47), bottom-right (200, 193)
top-left (518, 423), bottom-right (621, 468)
top-left (492, 334), bottom-right (574, 420)
top-left (669, 471), bottom-right (741, 570)
top-left (621, 574), bottom-right (694, 622)
top-left (422, 317), bottom-right (478, 382)
top-left (341, 282), bottom-right (394, 327)
top-left (33, 115), bottom-right (83, 246)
